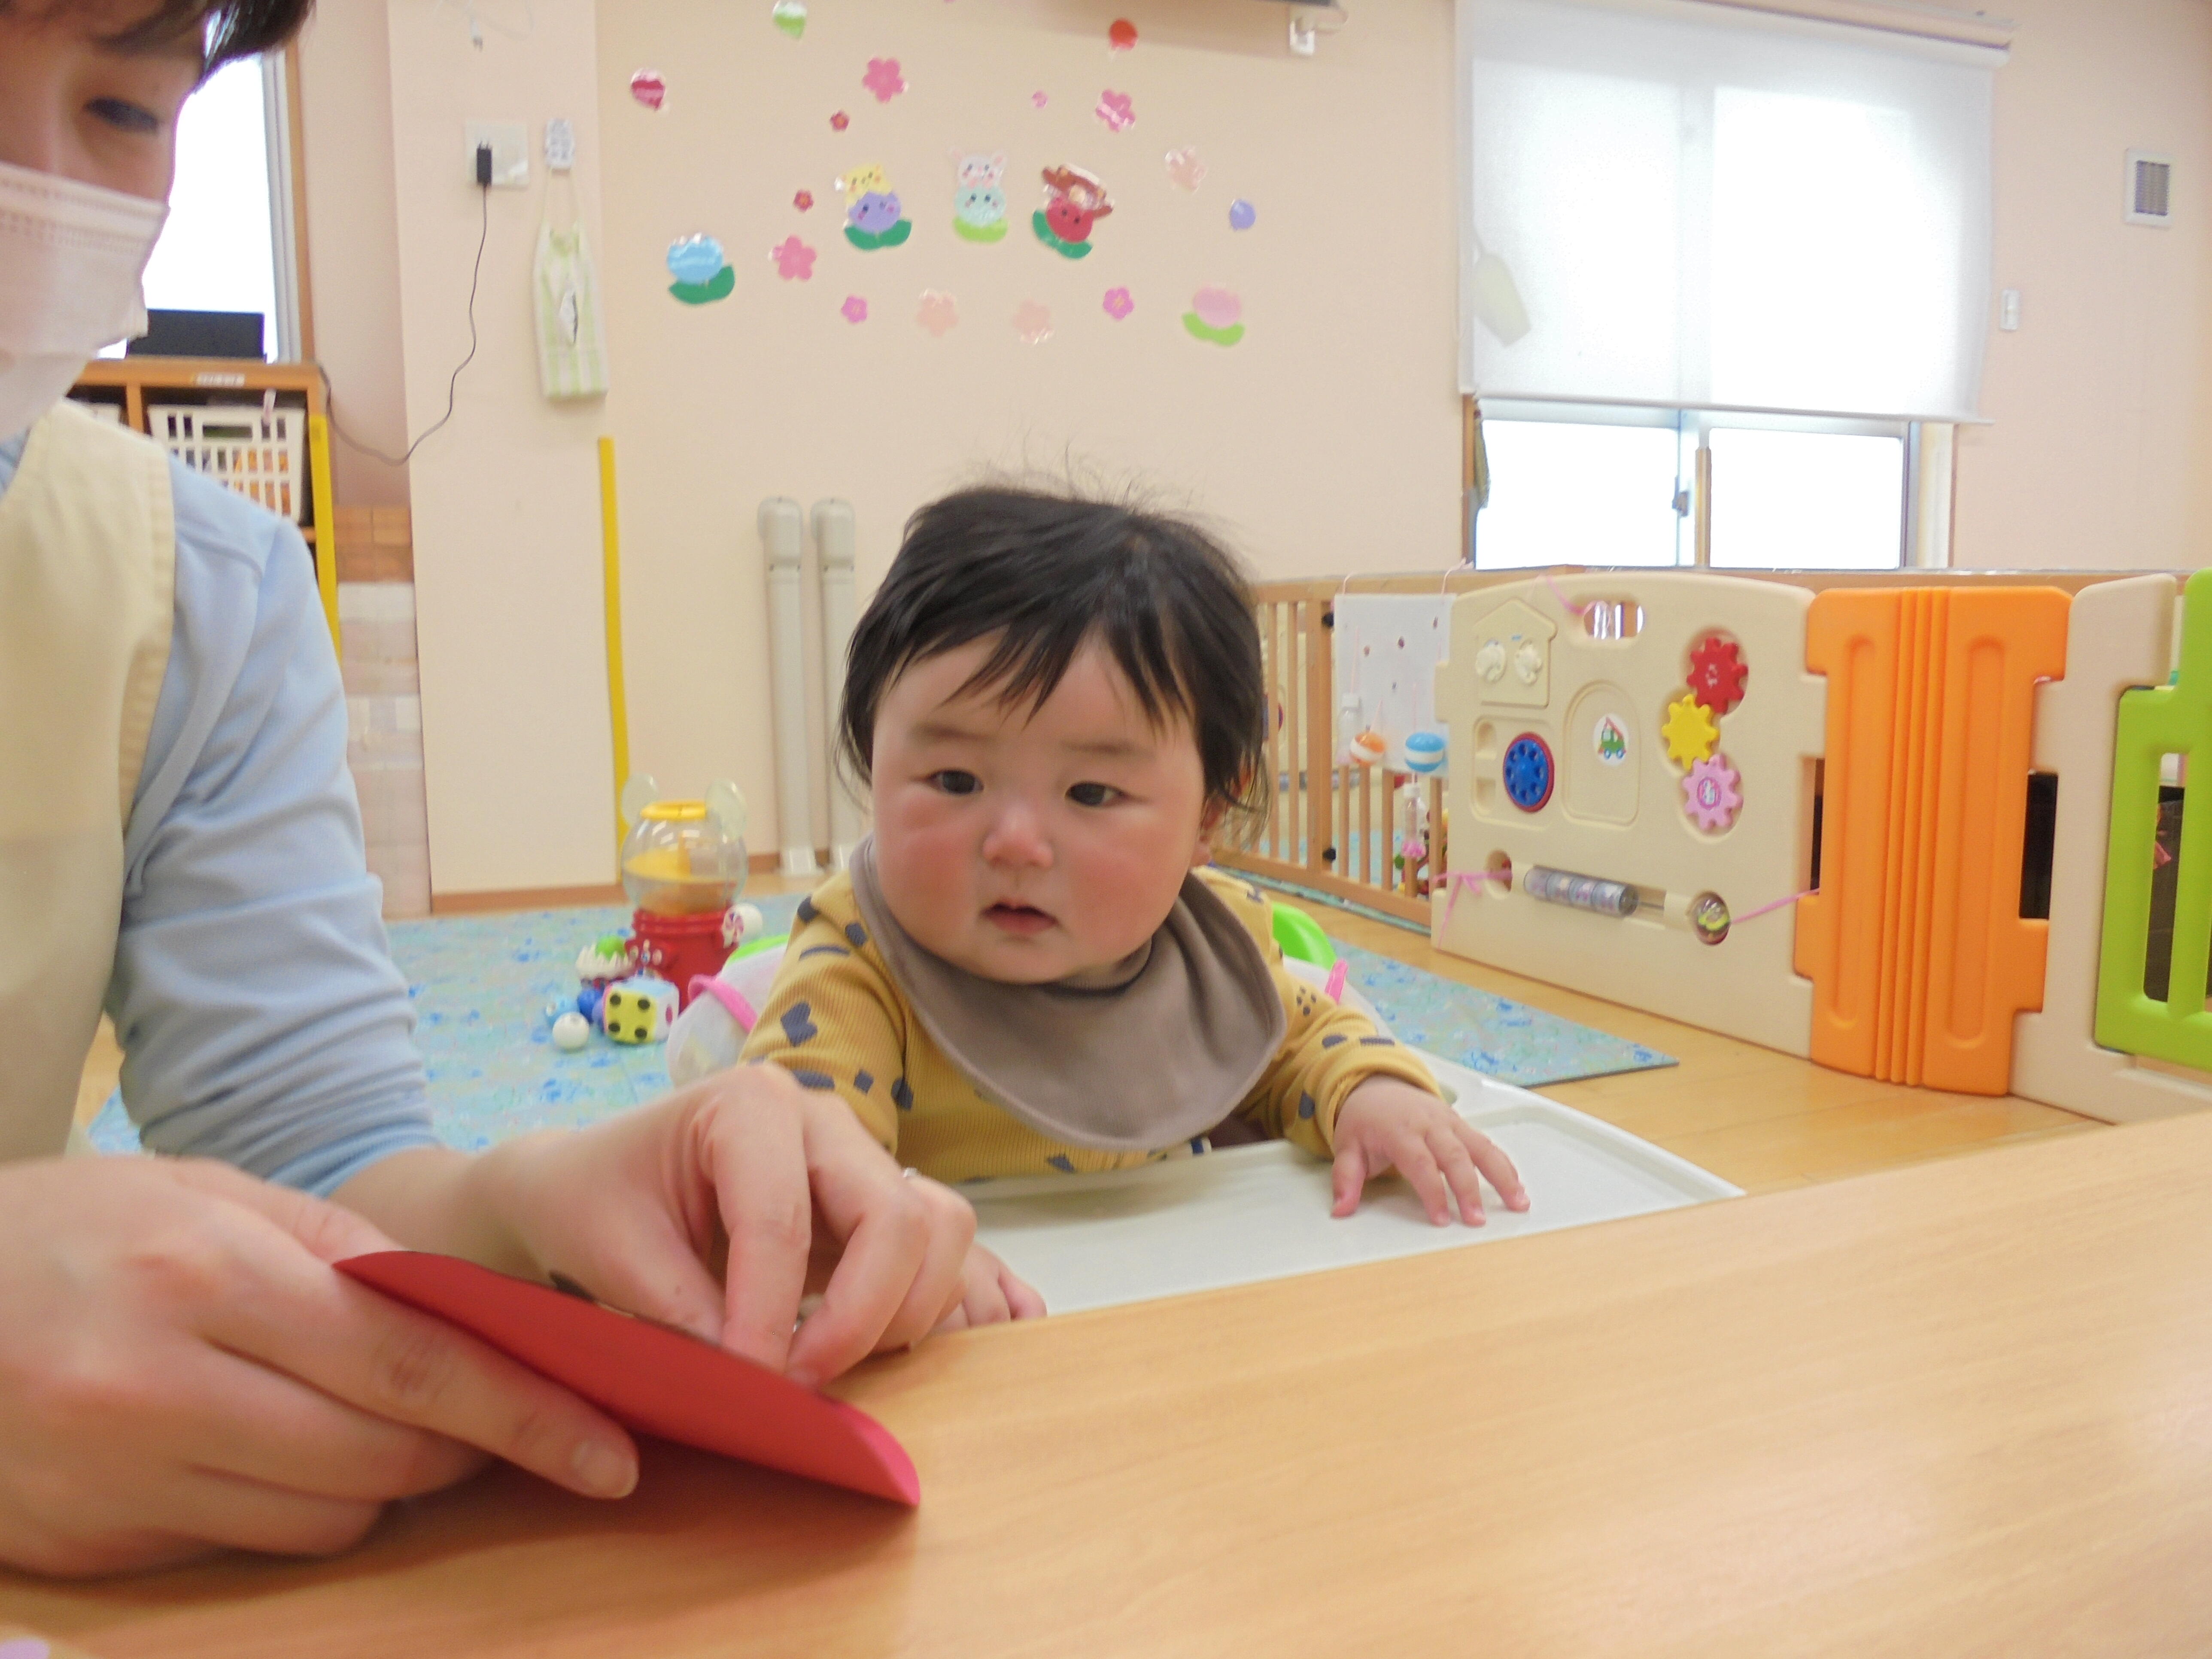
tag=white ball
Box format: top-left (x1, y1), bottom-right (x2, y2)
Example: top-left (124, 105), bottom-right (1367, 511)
top-left (551, 1011), bottom-right (591, 1051)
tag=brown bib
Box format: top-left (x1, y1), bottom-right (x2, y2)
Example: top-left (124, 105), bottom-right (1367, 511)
top-left (849, 838), bottom-right (1285, 1152)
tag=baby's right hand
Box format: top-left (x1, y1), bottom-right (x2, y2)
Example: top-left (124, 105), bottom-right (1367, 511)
top-left (935, 1243), bottom-right (1045, 1333)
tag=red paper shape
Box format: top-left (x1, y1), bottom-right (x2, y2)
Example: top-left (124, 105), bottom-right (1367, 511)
top-left (335, 1251), bottom-right (918, 1506)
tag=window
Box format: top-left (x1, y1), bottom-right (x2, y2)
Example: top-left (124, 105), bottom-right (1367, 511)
top-left (1476, 403), bottom-right (1913, 571)
top-left (1475, 413), bottom-right (1683, 568)
top-left (1458, 0), bottom-right (1998, 571)
top-left (109, 55), bottom-right (294, 361)
top-left (1707, 427), bottom-right (1904, 570)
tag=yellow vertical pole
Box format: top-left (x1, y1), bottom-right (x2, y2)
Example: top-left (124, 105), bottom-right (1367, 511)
top-left (307, 413), bottom-right (341, 660)
top-left (598, 436), bottom-right (632, 856)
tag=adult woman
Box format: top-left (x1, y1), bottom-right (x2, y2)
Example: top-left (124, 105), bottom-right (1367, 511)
top-left (0, 0), bottom-right (981, 1578)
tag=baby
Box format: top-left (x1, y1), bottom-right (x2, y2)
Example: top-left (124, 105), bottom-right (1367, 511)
top-left (743, 488), bottom-right (1527, 1247)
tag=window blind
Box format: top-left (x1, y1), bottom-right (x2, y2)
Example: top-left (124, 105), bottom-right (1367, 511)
top-left (1458, 0), bottom-right (2001, 423)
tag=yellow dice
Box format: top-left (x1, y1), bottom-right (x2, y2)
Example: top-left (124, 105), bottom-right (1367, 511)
top-left (602, 980), bottom-right (674, 1045)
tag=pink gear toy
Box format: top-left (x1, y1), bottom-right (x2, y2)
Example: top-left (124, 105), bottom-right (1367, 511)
top-left (1683, 753), bottom-right (1744, 832)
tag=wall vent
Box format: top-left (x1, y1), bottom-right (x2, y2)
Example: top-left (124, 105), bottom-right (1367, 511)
top-left (2127, 150), bottom-right (2174, 227)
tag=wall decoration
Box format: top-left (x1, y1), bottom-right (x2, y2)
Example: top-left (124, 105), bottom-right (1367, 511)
top-left (1228, 198), bottom-right (1257, 231)
top-left (1095, 90), bottom-right (1135, 132)
top-left (630, 70), bottom-right (668, 110)
top-left (841, 295), bottom-right (869, 323)
top-left (1013, 300), bottom-right (1053, 344)
top-left (916, 289), bottom-right (959, 335)
top-left (793, 189), bottom-right (814, 212)
top-left (771, 234), bottom-right (817, 281)
top-left (830, 110), bottom-right (850, 131)
top-left (1102, 286), bottom-right (1133, 320)
top-left (1165, 148), bottom-right (1206, 191)
top-left (1034, 165), bottom-right (1112, 258)
top-left (1109, 17), bottom-right (1138, 50)
top-left (1182, 285), bottom-right (1244, 346)
top-left (840, 165), bottom-right (911, 250)
top-left (951, 152), bottom-right (1008, 243)
top-left (666, 235), bottom-right (734, 304)
top-left (862, 57), bottom-right (907, 103)
top-left (771, 0), bottom-right (806, 39)
top-left (1032, 91), bottom-right (1049, 108)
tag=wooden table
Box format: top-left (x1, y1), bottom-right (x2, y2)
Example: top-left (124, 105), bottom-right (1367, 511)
top-left (11, 1112), bottom-right (2212, 1658)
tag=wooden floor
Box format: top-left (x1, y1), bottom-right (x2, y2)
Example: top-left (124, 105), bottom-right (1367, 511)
top-left (1288, 893), bottom-right (2102, 1195)
top-left (74, 878), bottom-right (2105, 1191)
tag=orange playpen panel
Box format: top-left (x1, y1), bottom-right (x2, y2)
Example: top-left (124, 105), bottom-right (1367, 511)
top-left (1794, 588), bottom-right (2069, 1095)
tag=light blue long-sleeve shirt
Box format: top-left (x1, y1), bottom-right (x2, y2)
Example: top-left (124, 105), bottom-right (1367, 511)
top-left (2, 425), bottom-right (436, 1195)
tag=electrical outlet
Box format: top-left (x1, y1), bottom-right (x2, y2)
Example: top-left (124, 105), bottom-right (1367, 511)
top-left (464, 120), bottom-right (529, 188)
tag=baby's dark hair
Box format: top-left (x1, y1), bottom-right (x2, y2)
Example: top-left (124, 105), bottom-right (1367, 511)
top-left (841, 486), bottom-right (1270, 837)
top-left (7, 0), bottom-right (312, 68)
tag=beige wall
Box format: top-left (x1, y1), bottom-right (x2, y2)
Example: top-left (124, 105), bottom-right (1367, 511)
top-left (592, 0), bottom-right (1463, 865)
top-left (299, 0), bottom-right (2212, 893)
top-left (1953, 0), bottom-right (2212, 572)
top-left (295, 0), bottom-right (410, 509)
top-left (383, 0), bottom-right (620, 894)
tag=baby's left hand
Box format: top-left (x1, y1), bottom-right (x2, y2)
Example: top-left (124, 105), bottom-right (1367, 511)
top-left (1329, 1077), bottom-right (1529, 1226)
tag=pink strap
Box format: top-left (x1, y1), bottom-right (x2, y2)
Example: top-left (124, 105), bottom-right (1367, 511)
top-left (688, 975), bottom-right (759, 1033)
top-left (1323, 962), bottom-right (1349, 1002)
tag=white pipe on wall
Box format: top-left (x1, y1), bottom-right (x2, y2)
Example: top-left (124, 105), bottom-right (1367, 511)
top-left (812, 498), bottom-right (865, 871)
top-left (759, 497), bottom-right (820, 877)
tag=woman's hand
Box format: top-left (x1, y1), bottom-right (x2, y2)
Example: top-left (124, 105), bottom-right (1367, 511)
top-left (342, 1065), bottom-right (981, 1388)
top-left (0, 1158), bottom-right (640, 1579)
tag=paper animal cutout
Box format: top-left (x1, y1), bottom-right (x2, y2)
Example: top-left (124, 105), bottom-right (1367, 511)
top-left (335, 1251), bottom-right (920, 1505)
top-left (951, 151), bottom-right (1008, 243)
top-left (842, 164), bottom-right (912, 251)
top-left (1033, 164), bottom-right (1112, 258)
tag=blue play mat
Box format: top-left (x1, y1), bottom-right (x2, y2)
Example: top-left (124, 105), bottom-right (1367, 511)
top-left (90, 890), bottom-right (1671, 1155)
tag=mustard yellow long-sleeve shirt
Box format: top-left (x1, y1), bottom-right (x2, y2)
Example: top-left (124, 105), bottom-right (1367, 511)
top-left (740, 867), bottom-right (1437, 1182)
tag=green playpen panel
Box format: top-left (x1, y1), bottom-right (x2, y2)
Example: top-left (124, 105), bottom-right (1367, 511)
top-left (2096, 568), bottom-right (2212, 1073)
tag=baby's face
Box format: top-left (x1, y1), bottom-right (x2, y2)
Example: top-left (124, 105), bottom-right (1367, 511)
top-left (869, 638), bottom-right (1215, 984)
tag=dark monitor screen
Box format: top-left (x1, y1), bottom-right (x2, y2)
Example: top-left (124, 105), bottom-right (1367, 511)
top-left (128, 309), bottom-right (267, 360)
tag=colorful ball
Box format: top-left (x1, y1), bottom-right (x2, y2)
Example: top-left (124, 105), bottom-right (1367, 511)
top-left (1403, 731), bottom-right (1447, 776)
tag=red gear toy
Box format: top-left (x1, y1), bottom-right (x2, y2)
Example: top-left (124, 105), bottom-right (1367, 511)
top-left (1686, 634), bottom-right (1748, 715)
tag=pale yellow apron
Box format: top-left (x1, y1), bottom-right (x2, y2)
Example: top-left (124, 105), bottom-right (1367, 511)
top-left (0, 398), bottom-right (175, 1162)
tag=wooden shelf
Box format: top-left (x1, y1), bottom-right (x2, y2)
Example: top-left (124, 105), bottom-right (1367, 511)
top-left (71, 356), bottom-right (340, 655)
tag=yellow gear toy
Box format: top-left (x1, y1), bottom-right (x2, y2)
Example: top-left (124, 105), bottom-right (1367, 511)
top-left (1661, 693), bottom-right (1720, 768)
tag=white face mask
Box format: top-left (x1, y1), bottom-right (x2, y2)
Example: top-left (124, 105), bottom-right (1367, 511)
top-left (0, 160), bottom-right (168, 444)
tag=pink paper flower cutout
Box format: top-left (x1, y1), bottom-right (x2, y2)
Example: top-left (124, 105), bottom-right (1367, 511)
top-left (1191, 285), bottom-right (1242, 330)
top-left (1013, 300), bottom-right (1053, 344)
top-left (1095, 89), bottom-right (1135, 132)
top-left (793, 189), bottom-right (814, 212)
top-left (1102, 286), bottom-right (1133, 320)
top-left (841, 294), bottom-right (869, 323)
top-left (829, 110), bottom-right (850, 131)
top-left (1164, 147), bottom-right (1206, 191)
top-left (1032, 90), bottom-right (1049, 109)
top-left (772, 235), bottom-right (817, 281)
top-left (916, 290), bottom-right (959, 336)
top-left (862, 57), bottom-right (906, 103)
